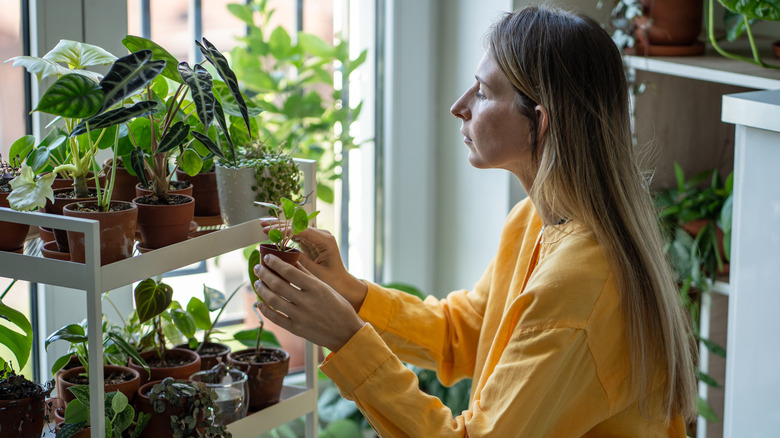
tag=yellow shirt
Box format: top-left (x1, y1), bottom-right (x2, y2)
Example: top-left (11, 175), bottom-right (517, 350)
top-left (320, 198), bottom-right (685, 437)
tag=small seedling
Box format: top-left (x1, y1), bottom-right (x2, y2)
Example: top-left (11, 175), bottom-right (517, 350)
top-left (255, 197), bottom-right (319, 252)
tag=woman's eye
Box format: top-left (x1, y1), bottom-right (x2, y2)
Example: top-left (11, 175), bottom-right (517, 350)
top-left (475, 88), bottom-right (485, 99)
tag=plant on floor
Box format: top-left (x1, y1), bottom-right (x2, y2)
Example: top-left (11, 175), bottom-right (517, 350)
top-left (148, 377), bottom-right (230, 438)
top-left (57, 386), bottom-right (150, 438)
top-left (707, 0), bottom-right (780, 69)
top-left (227, 0), bottom-right (367, 203)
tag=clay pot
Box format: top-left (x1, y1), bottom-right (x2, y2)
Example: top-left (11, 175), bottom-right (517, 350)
top-left (259, 243), bottom-right (301, 278)
top-left (133, 194), bottom-right (195, 249)
top-left (57, 365), bottom-right (141, 405)
top-left (0, 388), bottom-right (47, 438)
top-left (175, 342), bottom-right (231, 371)
top-left (133, 380), bottom-right (201, 438)
top-left (0, 191), bottom-right (31, 252)
top-left (127, 348), bottom-right (201, 387)
top-left (102, 159), bottom-right (139, 202)
top-left (41, 241), bottom-right (71, 261)
top-left (227, 347), bottom-right (289, 411)
top-left (62, 201), bottom-right (138, 265)
top-left (176, 170), bottom-right (221, 217)
top-left (634, 0), bottom-right (704, 56)
top-left (134, 181), bottom-right (193, 198)
top-left (38, 226), bottom-right (55, 243)
top-left (43, 187), bottom-right (98, 252)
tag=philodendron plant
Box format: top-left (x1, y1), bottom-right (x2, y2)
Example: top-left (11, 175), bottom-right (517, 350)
top-left (117, 36), bottom-right (256, 202)
top-left (57, 385), bottom-right (150, 438)
top-left (6, 40), bottom-right (165, 212)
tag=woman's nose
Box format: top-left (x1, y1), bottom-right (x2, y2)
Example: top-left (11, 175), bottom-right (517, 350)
top-left (451, 92), bottom-right (470, 120)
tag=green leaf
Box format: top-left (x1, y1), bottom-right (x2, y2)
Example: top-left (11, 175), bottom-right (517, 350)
top-left (268, 228), bottom-right (283, 244)
top-left (122, 35), bottom-right (182, 83)
top-left (45, 323), bottom-right (86, 350)
top-left (43, 39), bottom-right (117, 69)
top-left (50, 353), bottom-right (73, 375)
top-left (227, 3), bottom-right (254, 24)
top-left (35, 74), bottom-right (103, 118)
top-left (203, 285), bottom-right (226, 312)
top-left (129, 146), bottom-right (149, 189)
top-left (8, 135), bottom-right (35, 163)
top-left (28, 134), bottom-right (66, 172)
top-left (292, 207), bottom-right (309, 233)
top-left (178, 62), bottom-right (215, 128)
top-left (717, 0), bottom-right (780, 20)
top-left (186, 297), bottom-right (212, 331)
top-left (57, 422), bottom-right (88, 438)
top-left (317, 182), bottom-right (334, 203)
top-left (697, 396), bottom-right (719, 422)
top-left (213, 97), bottom-right (235, 161)
top-left (157, 121), bottom-right (190, 155)
top-left (698, 336), bottom-right (727, 358)
top-left (196, 38), bottom-right (250, 136)
top-left (233, 327), bottom-right (281, 348)
top-left (281, 197), bottom-right (295, 219)
top-left (248, 249), bottom-right (261, 286)
top-left (190, 130), bottom-right (224, 160)
top-left (696, 369), bottom-right (722, 388)
top-left (171, 308), bottom-right (197, 339)
top-left (134, 278), bottom-right (174, 324)
top-left (111, 390), bottom-right (129, 414)
top-left (105, 332), bottom-right (148, 372)
top-left (298, 32), bottom-right (334, 57)
top-left (69, 385), bottom-right (92, 409)
top-left (99, 50), bottom-right (166, 112)
top-left (269, 26), bottom-right (293, 59)
top-left (0, 301), bottom-right (33, 369)
top-left (178, 149), bottom-right (202, 176)
top-left (113, 404), bottom-right (134, 433)
top-left (71, 101), bottom-right (163, 137)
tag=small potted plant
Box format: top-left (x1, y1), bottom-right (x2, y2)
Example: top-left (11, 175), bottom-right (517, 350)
top-left (707, 0), bottom-right (780, 69)
top-left (0, 154), bottom-right (32, 252)
top-left (255, 197), bottom-right (319, 268)
top-left (133, 377), bottom-right (231, 438)
top-left (56, 386), bottom-right (150, 438)
top-left (127, 279), bottom-right (201, 386)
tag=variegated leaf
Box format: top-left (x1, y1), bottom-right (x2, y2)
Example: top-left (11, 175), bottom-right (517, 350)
top-left (157, 121), bottom-right (190, 155)
top-left (213, 97), bottom-right (235, 160)
top-left (35, 74), bottom-right (104, 119)
top-left (122, 35), bottom-right (182, 83)
top-left (42, 39), bottom-right (117, 68)
top-left (100, 50), bottom-right (166, 112)
top-left (190, 130), bottom-right (225, 159)
top-left (70, 100), bottom-right (162, 137)
top-left (178, 62), bottom-right (214, 128)
top-left (4, 56), bottom-right (104, 82)
top-left (196, 37), bottom-right (250, 135)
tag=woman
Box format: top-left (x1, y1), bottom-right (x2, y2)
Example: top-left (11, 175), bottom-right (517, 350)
top-left (254, 5), bottom-right (698, 436)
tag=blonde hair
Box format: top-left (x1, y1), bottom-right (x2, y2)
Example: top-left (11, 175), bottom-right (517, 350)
top-left (489, 6), bottom-right (697, 421)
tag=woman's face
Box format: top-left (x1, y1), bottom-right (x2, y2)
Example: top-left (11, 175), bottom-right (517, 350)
top-left (450, 53), bottom-right (537, 190)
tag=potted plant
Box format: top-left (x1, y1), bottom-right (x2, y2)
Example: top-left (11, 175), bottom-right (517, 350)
top-left (189, 363), bottom-right (249, 425)
top-left (127, 279), bottom-right (201, 386)
top-left (172, 283), bottom-right (244, 370)
top-left (255, 197), bottom-right (319, 268)
top-left (707, 0), bottom-right (780, 69)
top-left (0, 280), bottom-right (53, 437)
top-left (56, 385), bottom-right (150, 438)
top-left (133, 377), bottom-right (230, 438)
top-left (0, 154), bottom-right (32, 253)
top-left (45, 321), bottom-right (146, 405)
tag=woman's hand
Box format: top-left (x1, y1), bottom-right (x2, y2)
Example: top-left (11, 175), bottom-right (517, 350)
top-left (261, 220), bottom-right (367, 311)
top-left (254, 254), bottom-right (365, 352)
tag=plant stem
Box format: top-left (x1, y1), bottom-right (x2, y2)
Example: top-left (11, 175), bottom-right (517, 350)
top-left (0, 279), bottom-right (17, 301)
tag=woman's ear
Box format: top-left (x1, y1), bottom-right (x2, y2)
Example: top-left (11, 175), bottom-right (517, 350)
top-left (534, 104), bottom-right (549, 139)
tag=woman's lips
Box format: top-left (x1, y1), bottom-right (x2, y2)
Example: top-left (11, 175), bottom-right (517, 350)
top-left (461, 131), bottom-right (472, 143)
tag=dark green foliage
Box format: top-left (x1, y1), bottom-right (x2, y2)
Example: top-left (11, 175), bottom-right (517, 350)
top-left (148, 378), bottom-right (231, 438)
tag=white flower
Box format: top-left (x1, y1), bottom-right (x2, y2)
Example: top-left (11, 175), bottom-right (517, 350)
top-left (8, 164), bottom-right (55, 211)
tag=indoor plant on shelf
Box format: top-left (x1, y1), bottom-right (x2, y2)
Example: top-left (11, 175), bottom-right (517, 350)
top-left (255, 196), bottom-right (319, 267)
top-left (56, 385), bottom-right (149, 438)
top-left (0, 154), bottom-right (34, 252)
top-left (126, 278), bottom-right (201, 386)
top-left (707, 0), bottom-right (780, 69)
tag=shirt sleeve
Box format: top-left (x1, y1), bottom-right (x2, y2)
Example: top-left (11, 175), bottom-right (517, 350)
top-left (320, 322), bottom-right (612, 437)
top-left (356, 258), bottom-right (493, 385)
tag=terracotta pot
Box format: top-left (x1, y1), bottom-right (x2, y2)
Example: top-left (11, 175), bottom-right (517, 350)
top-left (133, 380), bottom-right (201, 438)
top-left (41, 241), bottom-right (71, 261)
top-left (215, 162), bottom-right (274, 227)
top-left (0, 388), bottom-right (46, 438)
top-left (43, 187), bottom-right (98, 252)
top-left (227, 347), bottom-right (289, 411)
top-left (0, 191), bottom-right (31, 252)
top-left (176, 170), bottom-right (221, 217)
top-left (133, 194), bottom-right (195, 249)
top-left (259, 244), bottom-right (301, 276)
top-left (57, 365), bottom-right (141, 405)
top-left (106, 163), bottom-right (141, 202)
top-left (174, 342), bottom-right (231, 371)
top-left (634, 0), bottom-right (704, 56)
top-left (127, 348), bottom-right (201, 387)
top-left (62, 201), bottom-right (138, 265)
top-left (47, 397), bottom-right (65, 424)
top-left (38, 226), bottom-right (55, 243)
top-left (134, 181), bottom-right (193, 198)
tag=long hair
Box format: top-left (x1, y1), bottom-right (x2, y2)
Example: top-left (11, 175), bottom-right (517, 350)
top-left (489, 5), bottom-right (697, 422)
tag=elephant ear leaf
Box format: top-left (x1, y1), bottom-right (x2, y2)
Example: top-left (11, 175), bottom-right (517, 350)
top-left (71, 101), bottom-right (163, 137)
top-left (196, 38), bottom-right (250, 136)
top-left (178, 62), bottom-right (214, 129)
top-left (35, 74), bottom-right (104, 119)
top-left (157, 121), bottom-right (190, 155)
top-left (213, 98), bottom-right (235, 160)
top-left (190, 130), bottom-right (224, 160)
top-left (100, 50), bottom-right (166, 112)
top-left (130, 146), bottom-right (149, 189)
top-left (122, 35), bottom-right (182, 83)
top-left (134, 279), bottom-right (174, 324)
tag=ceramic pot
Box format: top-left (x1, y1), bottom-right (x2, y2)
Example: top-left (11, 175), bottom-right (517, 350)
top-left (127, 348), bottom-right (201, 387)
top-left (133, 194), bottom-right (195, 249)
top-left (43, 187), bottom-right (98, 252)
top-left (176, 170), bottom-right (221, 217)
top-left (0, 388), bottom-right (46, 438)
top-left (227, 347), bottom-right (289, 411)
top-left (634, 0), bottom-right (704, 56)
top-left (57, 365), bottom-right (141, 405)
top-left (215, 162), bottom-right (273, 226)
top-left (62, 201), bottom-right (138, 265)
top-left (174, 341), bottom-right (231, 371)
top-left (0, 191), bottom-right (31, 252)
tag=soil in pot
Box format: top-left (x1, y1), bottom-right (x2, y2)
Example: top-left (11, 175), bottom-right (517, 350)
top-left (127, 348), bottom-right (201, 386)
top-left (62, 201), bottom-right (138, 265)
top-left (175, 342), bottom-right (231, 371)
top-left (44, 187), bottom-right (99, 252)
top-left (227, 347), bottom-right (289, 412)
top-left (0, 191), bottom-right (31, 252)
top-left (133, 194), bottom-right (195, 249)
top-left (0, 372), bottom-right (51, 438)
top-left (57, 365), bottom-right (140, 405)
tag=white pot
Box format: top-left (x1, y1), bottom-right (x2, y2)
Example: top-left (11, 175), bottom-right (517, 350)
top-left (215, 162), bottom-right (272, 227)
